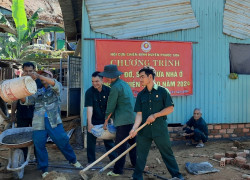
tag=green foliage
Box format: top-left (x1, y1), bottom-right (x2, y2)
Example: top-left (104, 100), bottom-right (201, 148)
top-left (12, 0), bottom-right (27, 41)
top-left (0, 0), bottom-right (64, 61)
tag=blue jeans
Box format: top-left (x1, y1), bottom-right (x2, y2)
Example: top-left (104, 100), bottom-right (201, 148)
top-left (33, 118), bottom-right (77, 172)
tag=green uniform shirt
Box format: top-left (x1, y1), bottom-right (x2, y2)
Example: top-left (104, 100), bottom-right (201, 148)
top-left (134, 84), bottom-right (174, 138)
top-left (105, 78), bottom-right (135, 127)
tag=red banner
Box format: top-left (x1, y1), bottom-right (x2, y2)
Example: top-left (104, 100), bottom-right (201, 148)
top-left (96, 39), bottom-right (193, 96)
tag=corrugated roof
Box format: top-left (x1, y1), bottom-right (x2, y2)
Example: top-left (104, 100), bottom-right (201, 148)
top-left (223, 0), bottom-right (250, 39)
top-left (85, 0), bottom-right (199, 39)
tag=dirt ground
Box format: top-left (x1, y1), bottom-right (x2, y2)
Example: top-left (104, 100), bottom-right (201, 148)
top-left (0, 138), bottom-right (249, 180)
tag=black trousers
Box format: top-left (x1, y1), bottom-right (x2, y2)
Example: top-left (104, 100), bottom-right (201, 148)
top-left (183, 127), bottom-right (207, 143)
top-left (87, 131), bottom-right (117, 163)
top-left (113, 124), bottom-right (136, 174)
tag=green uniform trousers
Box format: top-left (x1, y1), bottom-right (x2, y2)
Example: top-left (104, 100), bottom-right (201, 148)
top-left (133, 134), bottom-right (181, 180)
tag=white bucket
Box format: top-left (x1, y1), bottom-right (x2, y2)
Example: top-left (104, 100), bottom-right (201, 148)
top-left (0, 76), bottom-right (37, 103)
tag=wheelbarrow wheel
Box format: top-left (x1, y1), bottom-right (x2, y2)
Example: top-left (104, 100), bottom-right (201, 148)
top-left (11, 149), bottom-right (25, 179)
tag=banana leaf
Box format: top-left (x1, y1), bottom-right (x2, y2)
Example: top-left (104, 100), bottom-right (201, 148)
top-left (0, 12), bottom-right (16, 35)
top-left (12, 0), bottom-right (28, 41)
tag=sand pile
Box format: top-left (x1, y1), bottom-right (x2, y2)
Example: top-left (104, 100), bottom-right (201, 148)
top-left (2, 132), bottom-right (32, 144)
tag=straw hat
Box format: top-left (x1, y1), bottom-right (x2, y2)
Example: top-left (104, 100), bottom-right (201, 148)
top-left (99, 64), bottom-right (123, 78)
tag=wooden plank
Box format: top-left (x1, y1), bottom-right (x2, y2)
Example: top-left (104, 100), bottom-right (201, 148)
top-left (62, 115), bottom-right (80, 122)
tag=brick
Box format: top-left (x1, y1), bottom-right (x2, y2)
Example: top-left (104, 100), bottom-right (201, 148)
top-left (237, 133), bottom-right (245, 137)
top-left (225, 158), bottom-right (234, 164)
top-left (170, 133), bottom-right (177, 138)
top-left (168, 127), bottom-right (174, 132)
top-left (214, 125), bottom-right (221, 130)
top-left (221, 124), bottom-right (230, 129)
top-left (226, 129), bottom-right (234, 134)
top-left (223, 134), bottom-right (229, 138)
top-left (210, 129), bottom-right (219, 134)
top-left (173, 127), bottom-right (182, 132)
top-left (214, 134), bottom-right (222, 138)
top-left (230, 124), bottom-right (237, 129)
top-left (235, 156), bottom-right (247, 166)
top-left (208, 125), bottom-right (213, 130)
top-left (231, 134), bottom-right (237, 137)
top-left (234, 128), bottom-right (243, 133)
top-left (243, 128), bottom-right (249, 133)
top-left (219, 129), bottom-right (226, 134)
top-left (245, 124), bottom-right (250, 128)
top-left (208, 135), bottom-right (214, 139)
top-left (231, 147), bottom-right (237, 151)
top-left (238, 124), bottom-right (245, 128)
top-left (213, 153), bottom-right (225, 160)
top-left (236, 152), bottom-right (246, 158)
top-left (245, 132), bottom-right (250, 136)
top-left (242, 163), bottom-right (250, 170)
top-left (225, 151), bottom-right (236, 158)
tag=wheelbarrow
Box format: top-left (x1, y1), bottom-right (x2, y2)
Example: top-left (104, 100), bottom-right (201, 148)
top-left (0, 127), bottom-right (33, 179)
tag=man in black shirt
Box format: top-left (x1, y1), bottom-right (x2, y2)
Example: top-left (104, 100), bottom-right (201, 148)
top-left (182, 108), bottom-right (208, 148)
top-left (11, 62), bottom-right (42, 160)
top-left (84, 71), bottom-right (116, 164)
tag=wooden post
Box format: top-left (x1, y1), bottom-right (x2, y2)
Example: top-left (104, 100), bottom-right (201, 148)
top-left (54, 32), bottom-right (57, 50)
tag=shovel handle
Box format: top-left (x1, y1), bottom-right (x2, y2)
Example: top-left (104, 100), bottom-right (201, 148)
top-left (99, 143), bottom-right (136, 173)
top-left (80, 122), bottom-right (147, 173)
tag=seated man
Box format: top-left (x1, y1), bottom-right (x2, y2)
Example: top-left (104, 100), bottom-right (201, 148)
top-left (182, 108), bottom-right (208, 148)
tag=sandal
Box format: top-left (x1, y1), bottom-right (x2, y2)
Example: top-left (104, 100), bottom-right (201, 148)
top-left (196, 143), bottom-right (204, 148)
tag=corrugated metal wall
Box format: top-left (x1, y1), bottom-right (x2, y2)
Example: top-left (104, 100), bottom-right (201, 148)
top-left (81, 0), bottom-right (250, 126)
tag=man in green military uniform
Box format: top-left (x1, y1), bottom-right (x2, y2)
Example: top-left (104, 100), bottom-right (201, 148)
top-left (100, 64), bottom-right (136, 176)
top-left (130, 66), bottom-right (184, 180)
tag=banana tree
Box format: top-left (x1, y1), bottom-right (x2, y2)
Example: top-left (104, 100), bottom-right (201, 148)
top-left (0, 0), bottom-right (64, 60)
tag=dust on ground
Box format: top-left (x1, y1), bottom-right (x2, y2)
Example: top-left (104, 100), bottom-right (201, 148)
top-left (0, 137), bottom-right (249, 180)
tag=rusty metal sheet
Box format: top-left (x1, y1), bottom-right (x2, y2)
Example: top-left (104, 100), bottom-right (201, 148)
top-left (223, 0), bottom-right (250, 39)
top-left (85, 0), bottom-right (199, 39)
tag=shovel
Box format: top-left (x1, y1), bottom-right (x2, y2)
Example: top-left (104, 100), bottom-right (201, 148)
top-left (99, 143), bottom-right (136, 173)
top-left (79, 122), bottom-right (147, 180)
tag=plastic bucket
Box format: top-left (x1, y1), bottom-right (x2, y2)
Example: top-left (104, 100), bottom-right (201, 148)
top-left (0, 76), bottom-right (37, 103)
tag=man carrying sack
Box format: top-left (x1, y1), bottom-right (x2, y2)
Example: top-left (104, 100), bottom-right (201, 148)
top-left (84, 71), bottom-right (117, 164)
top-left (130, 66), bottom-right (184, 180)
top-left (100, 64), bottom-right (136, 176)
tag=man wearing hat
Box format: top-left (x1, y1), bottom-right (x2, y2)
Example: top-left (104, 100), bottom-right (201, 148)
top-left (100, 64), bottom-right (136, 176)
top-left (20, 70), bottom-right (82, 178)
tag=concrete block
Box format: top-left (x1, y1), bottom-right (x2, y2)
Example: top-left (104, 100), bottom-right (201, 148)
top-left (213, 153), bottom-right (225, 160)
top-left (220, 158), bottom-right (226, 167)
top-left (235, 156), bottom-right (247, 166)
top-left (236, 152), bottom-right (247, 158)
top-left (231, 146), bottom-right (237, 152)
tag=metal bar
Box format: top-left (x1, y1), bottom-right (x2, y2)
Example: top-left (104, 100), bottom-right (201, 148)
top-left (83, 38), bottom-right (198, 44)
